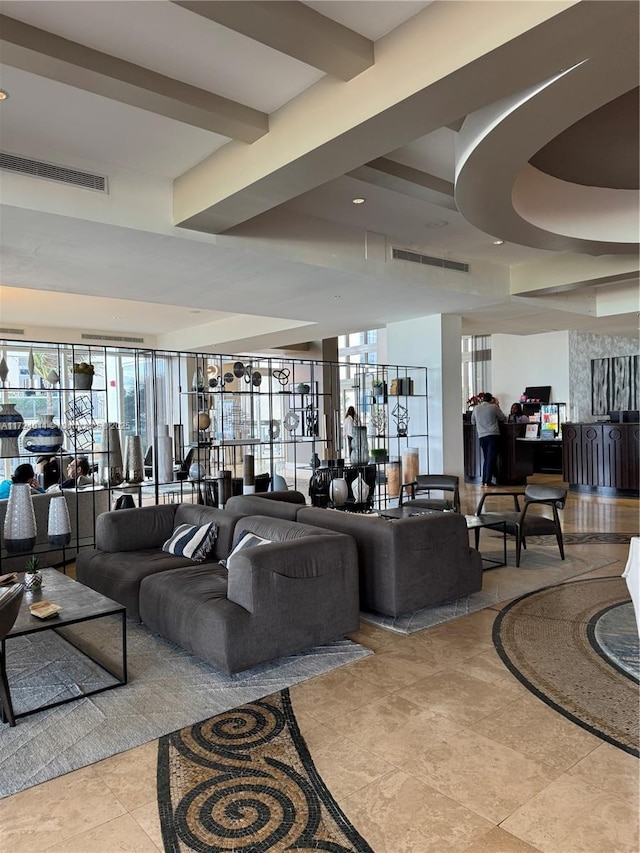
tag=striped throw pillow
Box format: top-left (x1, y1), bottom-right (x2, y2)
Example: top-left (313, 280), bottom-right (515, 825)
top-left (162, 523), bottom-right (217, 562)
top-left (220, 531), bottom-right (272, 569)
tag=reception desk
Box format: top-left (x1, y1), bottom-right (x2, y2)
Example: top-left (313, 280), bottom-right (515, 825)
top-left (562, 422), bottom-right (639, 497)
top-left (463, 422), bottom-right (531, 485)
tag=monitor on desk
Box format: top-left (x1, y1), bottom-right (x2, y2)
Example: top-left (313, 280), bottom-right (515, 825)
top-left (523, 385), bottom-right (551, 403)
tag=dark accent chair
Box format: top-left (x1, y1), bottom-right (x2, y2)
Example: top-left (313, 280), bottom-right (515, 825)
top-left (399, 474), bottom-right (461, 513)
top-left (474, 484), bottom-right (567, 567)
top-left (0, 583), bottom-right (24, 726)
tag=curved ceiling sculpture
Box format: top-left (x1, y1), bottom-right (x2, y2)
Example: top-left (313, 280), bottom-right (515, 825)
top-left (455, 21), bottom-right (639, 257)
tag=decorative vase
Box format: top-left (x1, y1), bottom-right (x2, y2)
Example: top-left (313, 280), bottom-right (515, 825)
top-left (193, 412), bottom-right (211, 432)
top-left (28, 347), bottom-right (35, 386)
top-left (217, 469), bottom-right (232, 508)
top-left (310, 452), bottom-right (320, 469)
top-left (189, 462), bottom-right (206, 481)
top-left (350, 426), bottom-right (370, 465)
top-left (192, 368), bottom-right (205, 392)
top-left (0, 356), bottom-right (9, 386)
top-left (123, 434), bottom-right (144, 483)
top-left (46, 369), bottom-right (60, 387)
top-left (329, 477), bottom-right (348, 506)
top-left (101, 424), bottom-right (124, 486)
top-left (173, 424), bottom-right (185, 464)
top-left (0, 403), bottom-right (24, 457)
top-left (73, 372), bottom-right (93, 390)
top-left (352, 473), bottom-right (370, 504)
top-left (156, 425), bottom-right (174, 483)
top-left (24, 570), bottom-right (43, 591)
top-left (47, 494), bottom-right (71, 547)
top-left (243, 454), bottom-right (255, 494)
top-left (386, 460), bottom-right (401, 498)
top-left (403, 447), bottom-right (420, 486)
top-left (3, 483), bottom-right (37, 554)
top-left (23, 415), bottom-right (64, 454)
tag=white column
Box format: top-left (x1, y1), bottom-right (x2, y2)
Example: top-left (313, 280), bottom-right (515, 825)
top-left (387, 314), bottom-right (463, 478)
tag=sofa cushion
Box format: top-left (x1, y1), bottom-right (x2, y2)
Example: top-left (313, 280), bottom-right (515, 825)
top-left (224, 531), bottom-right (272, 569)
top-left (162, 522), bottom-right (217, 562)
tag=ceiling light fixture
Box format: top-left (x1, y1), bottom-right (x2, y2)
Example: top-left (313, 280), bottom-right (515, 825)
top-left (492, 239), bottom-right (504, 245)
top-left (351, 197), bottom-right (366, 205)
top-left (0, 90), bottom-right (9, 101)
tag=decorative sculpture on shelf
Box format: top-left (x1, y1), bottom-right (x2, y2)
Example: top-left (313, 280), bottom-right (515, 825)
top-left (0, 403), bottom-right (24, 457)
top-left (392, 403), bottom-right (410, 437)
top-left (370, 405), bottom-right (387, 437)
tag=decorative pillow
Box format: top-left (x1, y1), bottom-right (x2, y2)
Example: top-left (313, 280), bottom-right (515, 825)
top-left (162, 522), bottom-right (217, 562)
top-left (220, 530), bottom-right (272, 569)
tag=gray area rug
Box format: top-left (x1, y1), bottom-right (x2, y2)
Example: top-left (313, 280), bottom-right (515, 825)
top-left (361, 547), bottom-right (616, 635)
top-left (0, 619), bottom-right (371, 799)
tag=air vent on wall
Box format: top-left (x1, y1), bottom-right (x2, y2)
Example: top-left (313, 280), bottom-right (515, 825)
top-left (0, 327), bottom-right (25, 336)
top-left (0, 152), bottom-right (108, 192)
top-left (392, 247), bottom-right (469, 273)
top-left (82, 333), bottom-right (145, 344)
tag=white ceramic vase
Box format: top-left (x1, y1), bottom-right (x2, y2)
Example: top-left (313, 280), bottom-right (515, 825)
top-left (329, 477), bottom-right (349, 506)
top-left (352, 473), bottom-right (370, 504)
top-left (156, 425), bottom-right (174, 483)
top-left (3, 483), bottom-right (37, 554)
top-left (47, 494), bottom-right (71, 546)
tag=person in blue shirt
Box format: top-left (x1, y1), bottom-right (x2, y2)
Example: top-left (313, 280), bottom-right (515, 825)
top-left (0, 463), bottom-right (46, 500)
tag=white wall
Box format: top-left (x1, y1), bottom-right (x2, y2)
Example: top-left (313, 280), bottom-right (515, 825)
top-left (491, 331), bottom-right (570, 412)
top-left (387, 314), bottom-right (463, 477)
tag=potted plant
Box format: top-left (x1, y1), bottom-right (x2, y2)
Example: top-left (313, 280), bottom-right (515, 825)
top-left (443, 500), bottom-right (454, 512)
top-left (372, 379), bottom-right (386, 400)
top-left (72, 362), bottom-right (95, 390)
top-left (24, 555), bottom-right (43, 590)
top-left (370, 447), bottom-right (388, 463)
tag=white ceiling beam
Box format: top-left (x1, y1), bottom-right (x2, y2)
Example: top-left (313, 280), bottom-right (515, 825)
top-left (174, 0), bottom-right (590, 233)
top-left (0, 14), bottom-right (268, 142)
top-left (172, 0), bottom-right (374, 81)
top-left (348, 157), bottom-right (458, 211)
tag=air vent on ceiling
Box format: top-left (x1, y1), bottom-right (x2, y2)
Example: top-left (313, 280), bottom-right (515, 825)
top-left (0, 152), bottom-right (108, 192)
top-left (82, 333), bottom-right (145, 344)
top-left (0, 327), bottom-right (25, 336)
top-left (392, 247), bottom-right (469, 273)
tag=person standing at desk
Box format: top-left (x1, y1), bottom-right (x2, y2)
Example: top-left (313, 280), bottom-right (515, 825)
top-left (471, 393), bottom-right (506, 486)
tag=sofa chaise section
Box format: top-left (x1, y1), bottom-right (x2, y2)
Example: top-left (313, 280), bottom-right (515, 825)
top-left (139, 514), bottom-right (360, 673)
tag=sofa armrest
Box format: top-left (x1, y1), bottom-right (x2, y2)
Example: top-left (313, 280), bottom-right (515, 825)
top-left (95, 504), bottom-right (178, 552)
top-left (227, 534), bottom-right (357, 613)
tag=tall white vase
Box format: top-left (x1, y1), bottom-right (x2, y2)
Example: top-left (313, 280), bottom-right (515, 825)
top-left (47, 494), bottom-right (71, 547)
top-left (329, 477), bottom-right (349, 506)
top-left (156, 425), bottom-right (173, 484)
top-left (3, 483), bottom-right (37, 554)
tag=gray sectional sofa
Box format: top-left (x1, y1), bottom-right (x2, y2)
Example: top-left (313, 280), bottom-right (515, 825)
top-left (76, 502), bottom-right (359, 674)
top-left (228, 492), bottom-right (483, 617)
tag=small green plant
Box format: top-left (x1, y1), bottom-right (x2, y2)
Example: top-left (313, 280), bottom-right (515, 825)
top-left (25, 555), bottom-right (40, 573)
top-left (443, 500), bottom-right (454, 512)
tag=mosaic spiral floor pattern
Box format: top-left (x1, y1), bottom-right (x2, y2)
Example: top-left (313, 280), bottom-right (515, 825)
top-left (494, 576), bottom-right (639, 756)
top-left (157, 689), bottom-right (373, 852)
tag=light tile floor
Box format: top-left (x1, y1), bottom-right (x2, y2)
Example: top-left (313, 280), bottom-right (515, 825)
top-left (0, 476), bottom-right (638, 852)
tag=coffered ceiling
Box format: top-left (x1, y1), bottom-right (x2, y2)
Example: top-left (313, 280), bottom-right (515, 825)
top-left (0, 0), bottom-right (638, 353)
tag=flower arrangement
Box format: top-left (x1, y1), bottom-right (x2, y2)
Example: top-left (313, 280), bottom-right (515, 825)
top-left (73, 362), bottom-right (95, 375)
top-left (466, 393), bottom-right (486, 408)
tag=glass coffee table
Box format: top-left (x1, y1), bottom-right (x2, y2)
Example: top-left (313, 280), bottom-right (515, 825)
top-left (3, 569), bottom-right (127, 723)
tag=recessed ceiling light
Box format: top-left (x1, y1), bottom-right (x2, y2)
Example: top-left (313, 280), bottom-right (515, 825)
top-left (351, 197), bottom-right (366, 205)
top-left (0, 90), bottom-right (9, 101)
top-left (492, 239), bottom-right (504, 245)
top-left (425, 219), bottom-right (448, 229)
